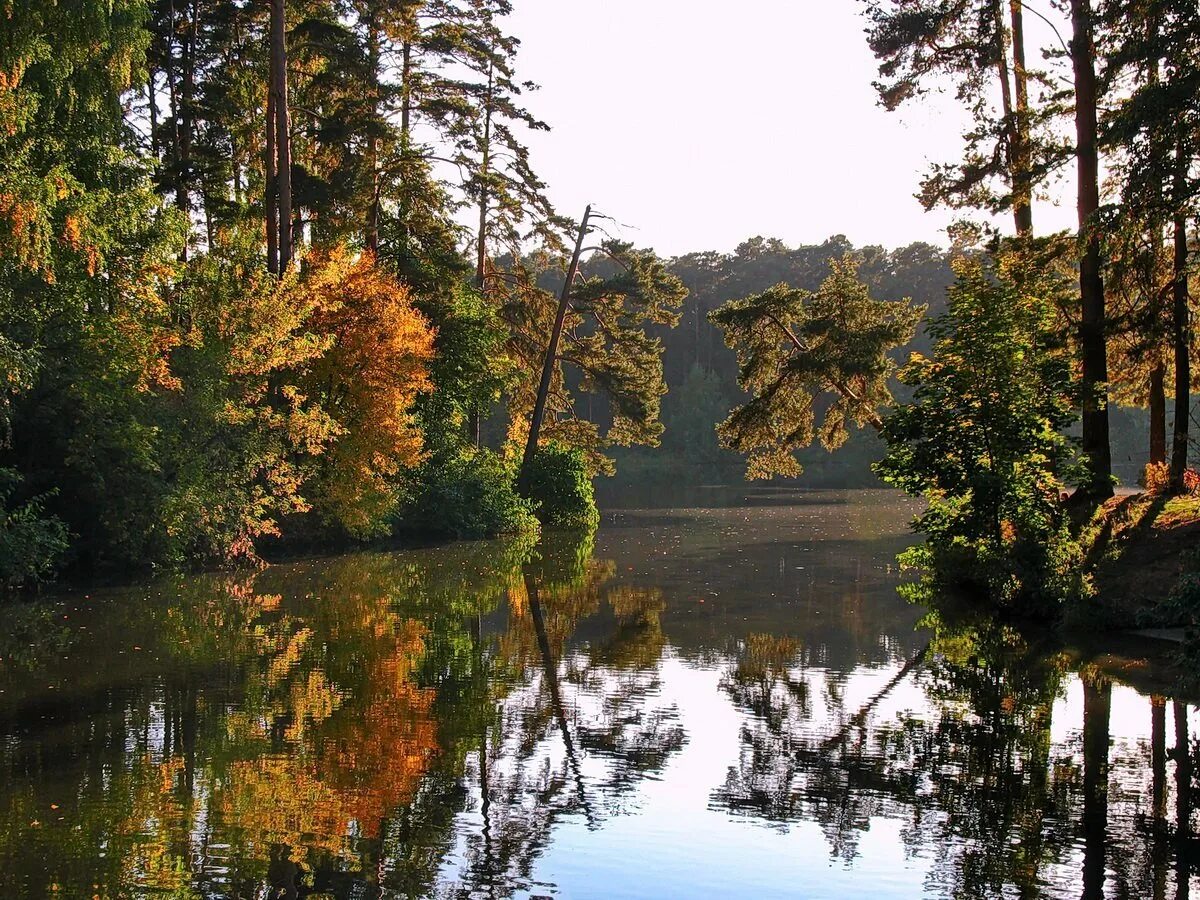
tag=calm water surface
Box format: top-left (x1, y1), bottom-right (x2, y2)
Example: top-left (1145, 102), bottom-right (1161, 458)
top-left (1, 489), bottom-right (1197, 898)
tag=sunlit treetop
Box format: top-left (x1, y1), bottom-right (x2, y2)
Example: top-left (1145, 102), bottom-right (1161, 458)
top-left (709, 255), bottom-right (924, 479)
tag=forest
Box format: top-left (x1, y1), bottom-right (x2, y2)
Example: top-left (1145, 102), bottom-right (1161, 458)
top-left (1, 0), bottom-right (1199, 617)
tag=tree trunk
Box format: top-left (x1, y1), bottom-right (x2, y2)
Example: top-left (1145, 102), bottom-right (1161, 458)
top-left (176, 0), bottom-right (196, 261)
top-left (365, 4), bottom-right (380, 254)
top-left (475, 60), bottom-right (494, 291)
top-left (1170, 201), bottom-right (1191, 490)
top-left (266, 75), bottom-right (278, 274)
top-left (1070, 0), bottom-right (1113, 496)
top-left (520, 206), bottom-right (591, 479)
top-left (1151, 360), bottom-right (1167, 465)
top-left (270, 0), bottom-right (292, 270)
top-left (1080, 677), bottom-right (1111, 900)
top-left (1008, 0), bottom-right (1033, 236)
top-left (401, 40), bottom-right (413, 145)
top-left (148, 68), bottom-right (159, 159)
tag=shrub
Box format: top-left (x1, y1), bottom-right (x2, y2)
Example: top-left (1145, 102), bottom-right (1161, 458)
top-left (399, 449), bottom-right (538, 539)
top-left (0, 468), bottom-right (70, 591)
top-left (521, 443), bottom-right (600, 530)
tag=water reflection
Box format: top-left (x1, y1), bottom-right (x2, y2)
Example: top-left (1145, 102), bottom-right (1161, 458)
top-left (0, 491), bottom-right (1196, 898)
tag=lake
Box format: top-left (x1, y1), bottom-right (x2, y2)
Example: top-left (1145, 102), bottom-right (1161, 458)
top-left (0, 488), bottom-right (1196, 898)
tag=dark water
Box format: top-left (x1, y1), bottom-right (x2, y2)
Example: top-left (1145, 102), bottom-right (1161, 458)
top-left (0, 489), bottom-right (1197, 898)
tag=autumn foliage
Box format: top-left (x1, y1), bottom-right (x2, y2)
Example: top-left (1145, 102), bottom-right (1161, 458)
top-left (303, 249), bottom-right (435, 537)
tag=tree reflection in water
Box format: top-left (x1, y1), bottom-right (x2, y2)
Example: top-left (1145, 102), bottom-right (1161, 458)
top-left (0, 520), bottom-right (1199, 898)
top-left (711, 608), bottom-right (1200, 897)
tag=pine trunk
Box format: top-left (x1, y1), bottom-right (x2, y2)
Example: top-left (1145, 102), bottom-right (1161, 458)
top-left (270, 0), bottom-right (292, 270)
top-left (365, 5), bottom-right (380, 254)
top-left (475, 62), bottom-right (494, 291)
top-left (520, 206), bottom-right (591, 479)
top-left (1070, 0), bottom-right (1112, 496)
top-left (1150, 360), bottom-right (1166, 465)
top-left (266, 73), bottom-right (278, 274)
top-left (1170, 203), bottom-right (1191, 489)
top-left (1008, 0), bottom-right (1033, 236)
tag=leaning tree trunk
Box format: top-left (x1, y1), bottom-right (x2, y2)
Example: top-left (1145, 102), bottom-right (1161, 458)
top-left (1070, 0), bottom-right (1113, 497)
top-left (519, 206), bottom-right (592, 481)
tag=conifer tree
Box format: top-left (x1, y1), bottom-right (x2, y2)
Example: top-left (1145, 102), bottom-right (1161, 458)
top-left (865, 0), bottom-right (1053, 235)
top-left (708, 256), bottom-right (924, 479)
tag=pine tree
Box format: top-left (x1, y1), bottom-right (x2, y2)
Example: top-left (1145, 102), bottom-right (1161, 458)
top-left (708, 256), bottom-right (924, 479)
top-left (864, 0), bottom-right (1054, 235)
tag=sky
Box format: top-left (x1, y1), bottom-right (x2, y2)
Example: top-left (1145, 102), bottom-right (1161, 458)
top-left (504, 0), bottom-right (1079, 258)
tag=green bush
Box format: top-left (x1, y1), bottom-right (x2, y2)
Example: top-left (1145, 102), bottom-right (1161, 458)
top-left (400, 449), bottom-right (538, 539)
top-left (0, 469), bottom-right (70, 591)
top-left (522, 443), bottom-right (600, 530)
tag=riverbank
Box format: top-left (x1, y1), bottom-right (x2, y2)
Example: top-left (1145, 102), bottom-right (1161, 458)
top-left (1082, 490), bottom-right (1200, 627)
top-left (1058, 490), bottom-right (1200, 694)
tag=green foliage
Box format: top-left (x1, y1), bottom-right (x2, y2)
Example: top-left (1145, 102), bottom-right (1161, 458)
top-left (414, 283), bottom-right (513, 458)
top-left (521, 443), bottom-right (600, 531)
top-left (399, 448), bottom-right (538, 540)
top-left (0, 468), bottom-right (69, 591)
top-left (877, 253), bottom-right (1086, 612)
top-left (709, 254), bottom-right (923, 479)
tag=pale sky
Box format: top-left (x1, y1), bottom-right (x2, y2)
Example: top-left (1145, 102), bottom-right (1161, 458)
top-left (505, 0), bottom-right (1078, 257)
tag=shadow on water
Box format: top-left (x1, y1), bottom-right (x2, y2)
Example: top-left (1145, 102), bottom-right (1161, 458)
top-left (0, 492), bottom-right (1198, 898)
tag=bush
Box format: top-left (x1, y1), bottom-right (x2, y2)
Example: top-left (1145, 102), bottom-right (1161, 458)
top-left (0, 469), bottom-right (70, 591)
top-left (399, 449), bottom-right (538, 539)
top-left (521, 443), bottom-right (600, 530)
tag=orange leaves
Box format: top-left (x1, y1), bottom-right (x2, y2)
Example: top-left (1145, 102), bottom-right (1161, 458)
top-left (302, 248), bottom-right (436, 536)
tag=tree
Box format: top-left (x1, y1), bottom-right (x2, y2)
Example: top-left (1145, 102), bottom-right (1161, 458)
top-left (875, 253), bottom-right (1084, 609)
top-left (1102, 0), bottom-right (1200, 490)
top-left (504, 212), bottom-right (688, 478)
top-left (269, 0), bottom-right (292, 271)
top-left (864, 0), bottom-right (1056, 235)
top-left (708, 255), bottom-right (923, 479)
top-left (440, 0), bottom-right (562, 289)
top-left (1070, 0), bottom-right (1115, 496)
top-left (301, 248), bottom-right (435, 538)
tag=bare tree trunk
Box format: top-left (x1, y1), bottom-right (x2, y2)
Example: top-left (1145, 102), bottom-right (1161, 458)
top-left (1008, 0), bottom-right (1033, 236)
top-left (520, 206), bottom-right (591, 479)
top-left (1170, 199), bottom-right (1191, 490)
top-left (1070, 0), bottom-right (1113, 496)
top-left (271, 0), bottom-right (292, 270)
